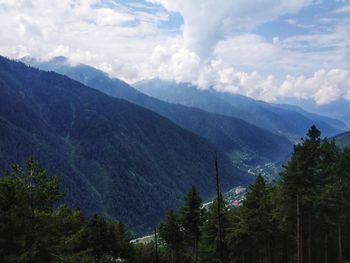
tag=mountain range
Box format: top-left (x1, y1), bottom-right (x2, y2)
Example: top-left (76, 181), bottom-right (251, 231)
top-left (4, 55), bottom-right (348, 233)
top-left (133, 79), bottom-right (346, 141)
top-left (276, 97), bottom-right (350, 127)
top-left (0, 56), bottom-right (252, 233)
top-left (21, 56), bottom-right (294, 169)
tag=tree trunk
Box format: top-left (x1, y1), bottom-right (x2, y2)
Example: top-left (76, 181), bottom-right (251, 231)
top-left (266, 240), bottom-right (274, 263)
top-left (324, 231), bottom-right (328, 263)
top-left (194, 238), bottom-right (198, 263)
top-left (297, 193), bottom-right (302, 263)
top-left (308, 214), bottom-right (311, 263)
top-left (338, 224), bottom-right (343, 262)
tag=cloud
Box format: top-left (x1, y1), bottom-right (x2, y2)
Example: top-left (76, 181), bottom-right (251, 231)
top-left (280, 69), bottom-right (350, 104)
top-left (334, 5), bottom-right (350, 13)
top-left (151, 56), bottom-right (350, 104)
top-left (0, 0), bottom-right (348, 105)
top-left (147, 0), bottom-right (313, 58)
top-left (140, 38), bottom-right (201, 83)
top-left (212, 27), bottom-right (350, 77)
top-left (0, 0), bottom-right (170, 70)
top-left (285, 19), bottom-right (297, 24)
top-left (212, 66), bottom-right (350, 105)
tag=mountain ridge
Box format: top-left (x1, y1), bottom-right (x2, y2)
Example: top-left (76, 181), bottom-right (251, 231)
top-left (0, 56), bottom-right (251, 233)
top-left (134, 78), bottom-right (344, 141)
top-left (21, 57), bottom-right (294, 168)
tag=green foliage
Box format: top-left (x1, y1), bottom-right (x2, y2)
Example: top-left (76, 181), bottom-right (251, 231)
top-left (180, 186), bottom-right (204, 262)
top-left (0, 157), bottom-right (62, 263)
top-left (159, 210), bottom-right (183, 263)
top-left (0, 158), bottom-right (134, 263)
top-left (199, 194), bottom-right (231, 263)
top-left (1, 120), bottom-right (350, 262)
top-left (228, 175), bottom-right (277, 262)
top-left (153, 143), bottom-right (350, 263)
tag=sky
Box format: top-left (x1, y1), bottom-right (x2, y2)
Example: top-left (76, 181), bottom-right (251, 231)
top-left (0, 0), bottom-right (349, 104)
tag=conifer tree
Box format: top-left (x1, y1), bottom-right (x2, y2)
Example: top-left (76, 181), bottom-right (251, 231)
top-left (0, 157), bottom-right (61, 263)
top-left (334, 147), bottom-right (350, 261)
top-left (229, 175), bottom-right (276, 262)
top-left (313, 139), bottom-right (341, 263)
top-left (159, 210), bottom-right (183, 263)
top-left (180, 185), bottom-right (204, 263)
top-left (280, 125), bottom-right (321, 263)
top-left (199, 194), bottom-right (230, 263)
top-left (83, 214), bottom-right (110, 261)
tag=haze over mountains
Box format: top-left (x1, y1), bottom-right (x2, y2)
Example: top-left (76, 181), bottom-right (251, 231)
top-left (21, 56), bottom-right (294, 170)
top-left (275, 97), bottom-right (350, 127)
top-left (0, 56), bottom-right (252, 233)
top-left (134, 78), bottom-right (347, 141)
top-left (22, 56), bottom-right (349, 174)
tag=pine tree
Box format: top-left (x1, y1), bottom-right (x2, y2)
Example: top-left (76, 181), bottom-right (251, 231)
top-left (199, 194), bottom-right (230, 263)
top-left (83, 214), bottom-right (110, 261)
top-left (109, 221), bottom-right (134, 260)
top-left (158, 210), bottom-right (183, 263)
top-left (280, 125), bottom-right (321, 263)
top-left (229, 175), bottom-right (276, 262)
top-left (312, 139), bottom-right (341, 263)
top-left (180, 185), bottom-right (204, 263)
top-left (334, 147), bottom-right (350, 262)
top-left (0, 157), bottom-right (61, 263)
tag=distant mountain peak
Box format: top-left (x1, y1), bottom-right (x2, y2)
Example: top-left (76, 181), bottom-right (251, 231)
top-left (19, 55), bottom-right (70, 66)
top-left (50, 56), bottom-right (69, 63)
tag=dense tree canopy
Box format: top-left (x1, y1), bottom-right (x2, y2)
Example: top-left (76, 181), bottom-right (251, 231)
top-left (1, 126), bottom-right (350, 262)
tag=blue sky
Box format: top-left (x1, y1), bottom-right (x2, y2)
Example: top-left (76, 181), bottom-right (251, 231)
top-left (0, 0), bottom-right (349, 103)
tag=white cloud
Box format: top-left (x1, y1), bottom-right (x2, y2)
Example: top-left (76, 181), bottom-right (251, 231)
top-left (212, 28), bottom-right (350, 77)
top-left (0, 0), bottom-right (170, 79)
top-left (161, 58), bottom-right (350, 104)
top-left (147, 0), bottom-right (313, 58)
top-left (285, 19), bottom-right (297, 24)
top-left (280, 69), bottom-right (350, 104)
top-left (140, 38), bottom-right (201, 83)
top-left (0, 0), bottom-right (349, 105)
top-left (334, 5), bottom-right (350, 13)
top-left (210, 66), bottom-right (350, 104)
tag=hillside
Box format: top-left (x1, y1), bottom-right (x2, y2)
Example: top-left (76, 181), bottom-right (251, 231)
top-left (0, 56), bottom-right (251, 233)
top-left (22, 57), bottom-right (293, 168)
top-left (276, 97), bottom-right (350, 127)
top-left (334, 131), bottom-right (350, 149)
top-left (134, 79), bottom-right (344, 141)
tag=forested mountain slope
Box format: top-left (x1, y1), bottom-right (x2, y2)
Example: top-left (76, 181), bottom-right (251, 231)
top-left (23, 57), bottom-right (293, 167)
top-left (0, 56), bottom-right (251, 232)
top-left (134, 78), bottom-right (344, 141)
top-left (334, 131), bottom-right (350, 149)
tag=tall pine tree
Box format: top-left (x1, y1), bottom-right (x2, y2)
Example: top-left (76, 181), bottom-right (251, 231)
top-left (280, 125), bottom-right (321, 263)
top-left (159, 210), bottom-right (183, 263)
top-left (180, 186), bottom-right (204, 263)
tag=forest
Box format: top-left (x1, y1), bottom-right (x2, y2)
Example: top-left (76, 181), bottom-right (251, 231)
top-left (1, 125), bottom-right (349, 263)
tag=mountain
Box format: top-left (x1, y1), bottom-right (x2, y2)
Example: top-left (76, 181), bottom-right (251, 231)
top-left (275, 97), bottom-right (350, 127)
top-left (0, 56), bottom-right (251, 233)
top-left (22, 57), bottom-right (293, 168)
top-left (334, 131), bottom-right (350, 149)
top-left (272, 103), bottom-right (347, 131)
top-left (133, 79), bottom-right (345, 141)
